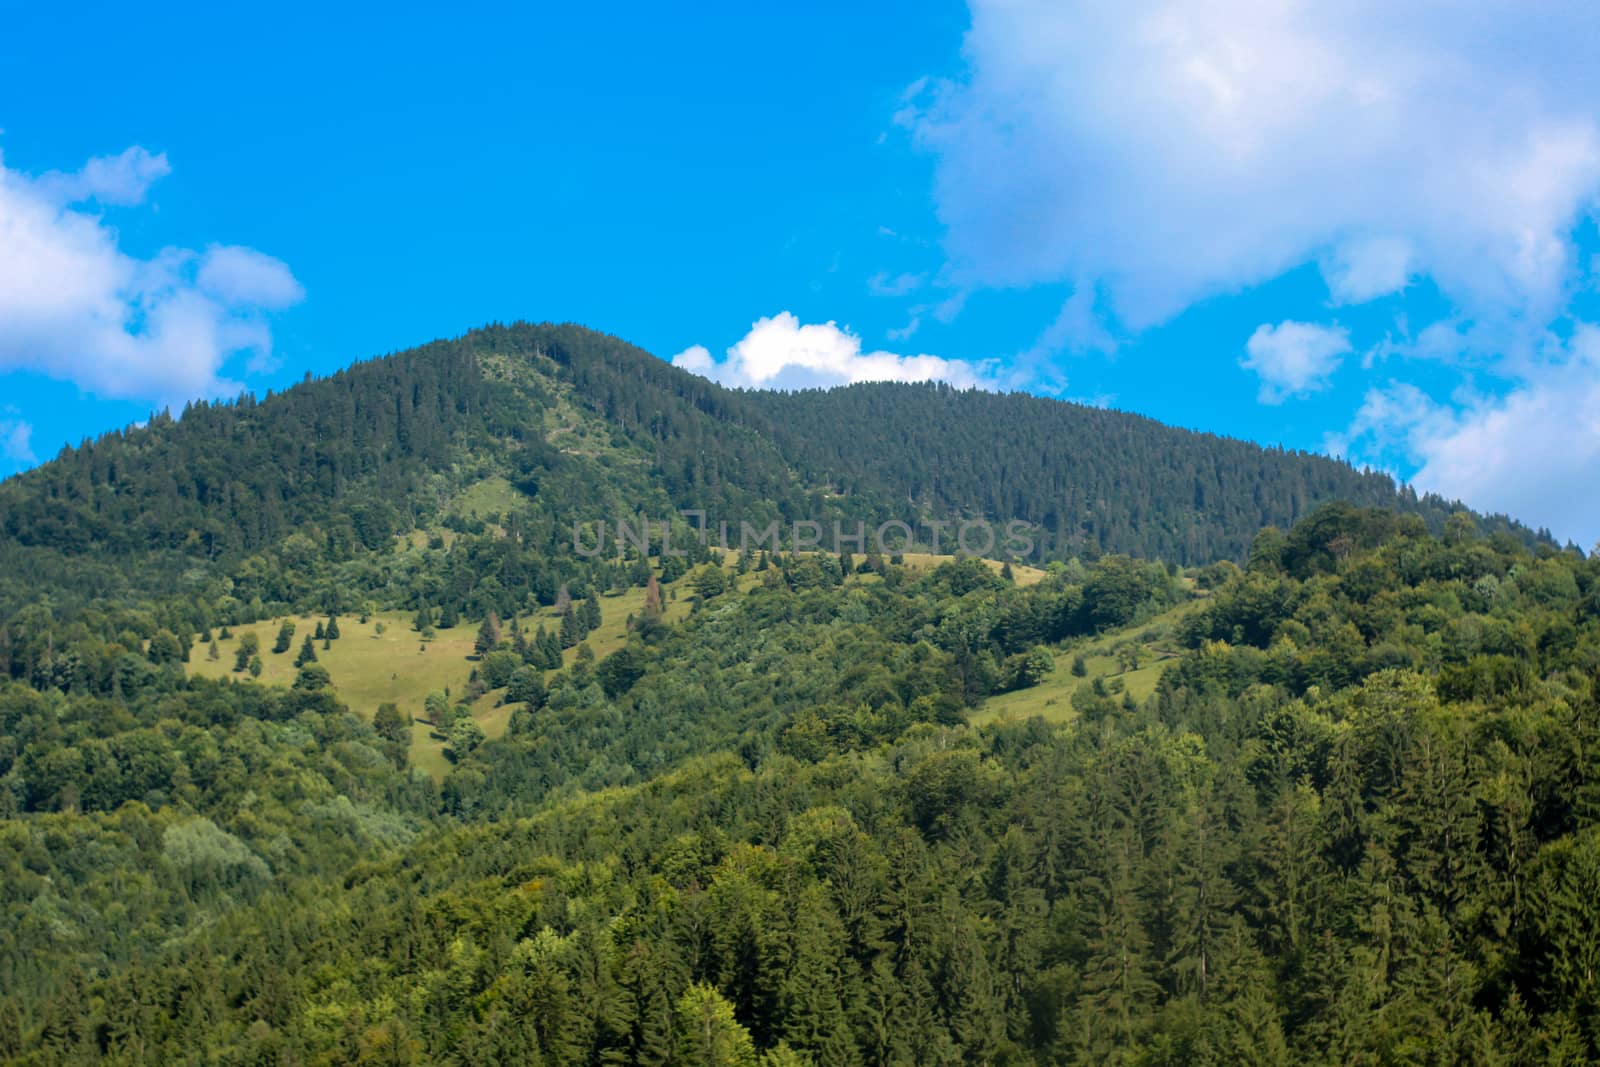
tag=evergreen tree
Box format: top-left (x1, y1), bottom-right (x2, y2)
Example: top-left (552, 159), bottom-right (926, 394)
top-left (475, 612), bottom-right (502, 656)
top-left (294, 633), bottom-right (318, 666)
top-left (674, 984), bottom-right (757, 1067)
top-left (272, 620), bottom-right (296, 654)
top-left (233, 632), bottom-right (260, 672)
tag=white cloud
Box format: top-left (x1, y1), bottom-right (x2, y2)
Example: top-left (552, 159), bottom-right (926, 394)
top-left (0, 418), bottom-right (33, 464)
top-left (904, 1), bottom-right (1600, 330)
top-left (1242, 321), bottom-right (1352, 403)
top-left (1322, 236), bottom-right (1415, 304)
top-left (34, 146), bottom-right (170, 206)
top-left (671, 343), bottom-right (715, 375)
top-left (0, 146), bottom-right (302, 403)
top-left (867, 270), bottom-right (925, 297)
top-left (196, 245), bottom-right (305, 307)
top-left (1336, 326), bottom-right (1600, 545)
top-left (672, 312), bottom-right (998, 391)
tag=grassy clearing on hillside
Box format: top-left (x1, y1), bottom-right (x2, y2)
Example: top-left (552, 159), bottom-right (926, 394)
top-left (451, 475), bottom-right (524, 521)
top-left (188, 575), bottom-right (697, 780)
top-left (189, 611), bottom-right (478, 714)
top-left (897, 551), bottom-right (1049, 587)
top-left (971, 598), bottom-right (1205, 728)
top-left (188, 553), bottom-right (1096, 778)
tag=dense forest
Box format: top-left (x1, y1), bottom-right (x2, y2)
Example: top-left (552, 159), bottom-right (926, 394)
top-left (0, 322), bottom-right (1550, 621)
top-left (1, 502), bottom-right (1599, 1063)
top-left (0, 322), bottom-right (1594, 1064)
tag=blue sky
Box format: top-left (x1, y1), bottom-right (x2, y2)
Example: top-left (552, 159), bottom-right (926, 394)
top-left (5, 1), bottom-right (1600, 546)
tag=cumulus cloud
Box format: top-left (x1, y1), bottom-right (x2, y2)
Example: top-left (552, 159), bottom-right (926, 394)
top-left (904, 1), bottom-right (1600, 330)
top-left (1242, 321), bottom-right (1352, 403)
top-left (1334, 327), bottom-right (1600, 546)
top-left (0, 146), bottom-right (302, 403)
top-left (671, 312), bottom-right (998, 391)
top-left (0, 418), bottom-right (34, 464)
top-left (34, 146), bottom-right (170, 206)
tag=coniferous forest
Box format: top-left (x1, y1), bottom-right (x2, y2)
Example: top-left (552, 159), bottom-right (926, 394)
top-left (2, 324), bottom-right (1598, 1064)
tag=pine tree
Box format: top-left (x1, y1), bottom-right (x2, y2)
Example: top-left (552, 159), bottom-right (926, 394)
top-left (325, 615), bottom-right (341, 640)
top-left (583, 594), bottom-right (603, 631)
top-left (272, 620), bottom-right (295, 654)
top-left (560, 605), bottom-right (581, 649)
top-left (233, 632), bottom-right (260, 672)
top-left (540, 628), bottom-right (563, 668)
top-left (413, 606), bottom-right (433, 632)
top-left (207, 639), bottom-right (220, 661)
top-left (674, 983), bottom-right (757, 1066)
top-left (475, 612), bottom-right (501, 656)
top-left (295, 633), bottom-right (318, 667)
top-left (313, 620), bottom-right (325, 641)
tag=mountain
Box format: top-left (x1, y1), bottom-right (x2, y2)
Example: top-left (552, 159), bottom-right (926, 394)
top-left (0, 321), bottom-right (1549, 620)
top-left (2, 320), bottom-right (1600, 1063)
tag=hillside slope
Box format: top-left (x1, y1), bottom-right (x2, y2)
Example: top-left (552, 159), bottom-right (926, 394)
top-left (0, 321), bottom-right (1550, 619)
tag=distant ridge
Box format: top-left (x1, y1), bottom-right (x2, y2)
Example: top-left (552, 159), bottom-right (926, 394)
top-left (0, 321), bottom-right (1552, 613)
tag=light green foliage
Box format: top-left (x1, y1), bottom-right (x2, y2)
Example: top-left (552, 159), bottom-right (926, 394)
top-left (675, 983), bottom-right (757, 1067)
top-left (161, 818), bottom-right (270, 896)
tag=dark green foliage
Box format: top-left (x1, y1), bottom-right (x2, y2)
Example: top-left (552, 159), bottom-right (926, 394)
top-left (373, 701), bottom-right (411, 744)
top-left (505, 666), bottom-right (545, 708)
top-left (293, 633), bottom-right (317, 667)
top-left (271, 619), bottom-right (295, 654)
top-left (0, 316), bottom-right (1590, 1063)
top-left (0, 323), bottom-right (1554, 632)
top-left (475, 611), bottom-right (501, 656)
top-left (232, 632), bottom-right (259, 672)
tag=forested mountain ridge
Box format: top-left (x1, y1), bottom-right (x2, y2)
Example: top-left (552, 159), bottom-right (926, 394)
top-left (0, 321), bottom-right (1553, 620)
top-left (749, 382), bottom-right (1531, 562)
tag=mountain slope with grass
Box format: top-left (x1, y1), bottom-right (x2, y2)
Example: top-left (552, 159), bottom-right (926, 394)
top-left (4, 506), bottom-right (1600, 1063)
top-left (0, 321), bottom-right (1551, 621)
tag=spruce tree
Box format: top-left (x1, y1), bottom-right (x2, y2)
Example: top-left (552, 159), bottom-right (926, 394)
top-left (475, 612), bottom-right (501, 656)
top-left (295, 633), bottom-right (317, 667)
top-left (272, 620), bottom-right (295, 654)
